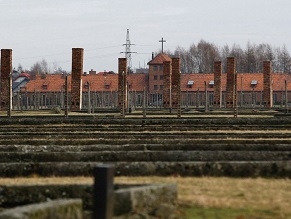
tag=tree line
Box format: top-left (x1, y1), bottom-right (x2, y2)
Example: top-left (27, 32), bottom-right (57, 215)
top-left (168, 40), bottom-right (291, 74)
top-left (11, 59), bottom-right (68, 79)
top-left (3, 39), bottom-right (291, 76)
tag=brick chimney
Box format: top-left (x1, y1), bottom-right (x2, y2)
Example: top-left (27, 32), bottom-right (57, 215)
top-left (213, 61), bottom-right (222, 108)
top-left (226, 57), bottom-right (236, 108)
top-left (0, 49), bottom-right (12, 111)
top-left (118, 58), bottom-right (127, 114)
top-left (263, 61), bottom-right (273, 108)
top-left (163, 61), bottom-right (172, 108)
top-left (171, 57), bottom-right (181, 108)
top-left (71, 48), bottom-right (84, 111)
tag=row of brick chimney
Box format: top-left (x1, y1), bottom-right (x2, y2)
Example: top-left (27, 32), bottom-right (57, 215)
top-left (0, 48), bottom-right (273, 111)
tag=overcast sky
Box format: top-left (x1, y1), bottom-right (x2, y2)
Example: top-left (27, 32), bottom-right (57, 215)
top-left (1, 0), bottom-right (291, 72)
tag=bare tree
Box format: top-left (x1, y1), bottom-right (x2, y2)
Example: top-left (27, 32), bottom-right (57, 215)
top-left (229, 44), bottom-right (244, 72)
top-left (277, 45), bottom-right (291, 73)
top-left (30, 59), bottom-right (50, 79)
top-left (17, 64), bottom-right (24, 73)
top-left (242, 42), bottom-right (257, 72)
top-left (164, 40), bottom-right (291, 74)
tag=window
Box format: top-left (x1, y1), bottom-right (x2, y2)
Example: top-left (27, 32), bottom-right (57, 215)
top-left (209, 80), bottom-right (214, 85)
top-left (104, 81), bottom-right (110, 89)
top-left (187, 80), bottom-right (194, 88)
top-left (84, 81), bottom-right (89, 89)
top-left (137, 94), bottom-right (142, 105)
top-left (251, 80), bottom-right (257, 87)
top-left (154, 75), bottom-right (158, 80)
top-left (160, 85), bottom-right (164, 90)
top-left (154, 85), bottom-right (158, 90)
top-left (153, 65), bottom-right (158, 71)
top-left (42, 82), bottom-right (48, 89)
top-left (160, 75), bottom-right (164, 80)
top-left (159, 65), bottom-right (163, 71)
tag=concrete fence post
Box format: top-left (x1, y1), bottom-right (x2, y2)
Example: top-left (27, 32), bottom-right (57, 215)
top-left (92, 164), bottom-right (115, 219)
top-left (64, 75), bottom-right (69, 118)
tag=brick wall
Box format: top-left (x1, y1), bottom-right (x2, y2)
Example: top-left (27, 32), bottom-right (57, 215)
top-left (71, 48), bottom-right (84, 111)
top-left (118, 58), bottom-right (127, 114)
top-left (226, 57), bottom-right (236, 108)
top-left (213, 61), bottom-right (222, 108)
top-left (163, 61), bottom-right (172, 108)
top-left (171, 57), bottom-right (180, 108)
top-left (0, 49), bottom-right (12, 111)
top-left (263, 61), bottom-right (272, 107)
top-left (148, 64), bottom-right (164, 94)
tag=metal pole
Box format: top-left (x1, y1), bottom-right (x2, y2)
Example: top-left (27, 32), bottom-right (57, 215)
top-left (92, 164), bottom-right (114, 219)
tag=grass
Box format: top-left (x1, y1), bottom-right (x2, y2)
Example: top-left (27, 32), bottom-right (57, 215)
top-left (0, 176), bottom-right (290, 218)
top-left (182, 206), bottom-right (280, 219)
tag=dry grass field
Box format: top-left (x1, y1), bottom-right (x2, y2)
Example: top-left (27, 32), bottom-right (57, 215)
top-left (0, 176), bottom-right (290, 218)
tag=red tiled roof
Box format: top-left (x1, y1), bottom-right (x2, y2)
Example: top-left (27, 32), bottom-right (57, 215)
top-left (147, 53), bottom-right (172, 65)
top-left (82, 74), bottom-right (118, 91)
top-left (25, 74), bottom-right (68, 92)
top-left (127, 73), bottom-right (148, 91)
top-left (19, 73), bottom-right (30, 78)
top-left (181, 72), bottom-right (291, 92)
top-left (24, 73), bottom-right (148, 92)
top-left (23, 72), bottom-right (291, 93)
top-left (181, 73), bottom-right (216, 92)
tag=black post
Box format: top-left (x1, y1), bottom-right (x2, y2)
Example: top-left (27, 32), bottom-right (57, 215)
top-left (92, 164), bottom-right (115, 219)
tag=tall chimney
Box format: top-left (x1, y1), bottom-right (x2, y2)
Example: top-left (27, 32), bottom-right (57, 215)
top-left (263, 61), bottom-right (272, 108)
top-left (0, 49), bottom-right (12, 111)
top-left (71, 48), bottom-right (84, 111)
top-left (226, 57), bottom-right (236, 108)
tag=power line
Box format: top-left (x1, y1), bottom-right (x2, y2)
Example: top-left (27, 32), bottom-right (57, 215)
top-left (120, 29), bottom-right (136, 71)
